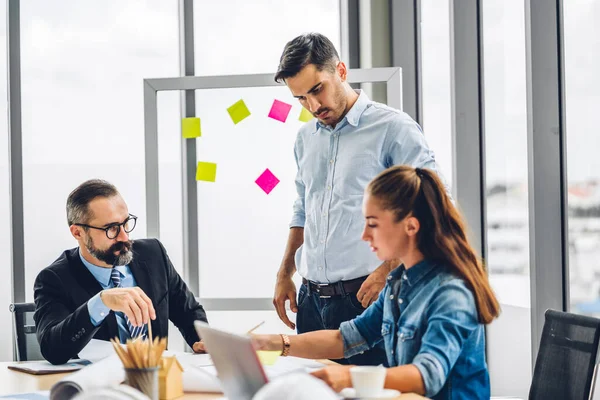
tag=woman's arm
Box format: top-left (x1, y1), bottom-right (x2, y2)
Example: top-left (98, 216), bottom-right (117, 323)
top-left (310, 363), bottom-right (426, 394)
top-left (253, 329), bottom-right (344, 359)
top-left (385, 364), bottom-right (426, 395)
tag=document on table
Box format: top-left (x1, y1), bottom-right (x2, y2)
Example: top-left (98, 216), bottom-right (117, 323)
top-left (34, 347), bottom-right (327, 398)
top-left (166, 351), bottom-right (222, 393)
top-left (7, 339), bottom-right (115, 376)
top-left (166, 350), bottom-right (213, 368)
top-left (77, 338), bottom-right (115, 362)
top-left (177, 354), bottom-right (326, 393)
top-left (264, 357), bottom-right (325, 379)
top-left (7, 360), bottom-right (92, 375)
top-left (50, 351), bottom-right (220, 399)
top-left (50, 355), bottom-right (124, 400)
top-left (0, 391), bottom-right (49, 399)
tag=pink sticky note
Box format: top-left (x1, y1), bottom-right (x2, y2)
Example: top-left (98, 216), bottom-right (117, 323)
top-left (255, 169), bottom-right (280, 194)
top-left (268, 100), bottom-right (292, 123)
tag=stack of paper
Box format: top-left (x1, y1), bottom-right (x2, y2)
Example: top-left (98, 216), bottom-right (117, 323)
top-left (50, 355), bottom-right (124, 400)
top-left (20, 340), bottom-right (327, 399)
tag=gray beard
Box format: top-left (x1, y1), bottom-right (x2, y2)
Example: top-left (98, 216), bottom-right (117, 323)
top-left (86, 237), bottom-right (134, 266)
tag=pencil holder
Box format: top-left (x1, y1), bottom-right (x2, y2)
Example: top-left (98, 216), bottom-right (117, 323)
top-left (124, 366), bottom-right (159, 400)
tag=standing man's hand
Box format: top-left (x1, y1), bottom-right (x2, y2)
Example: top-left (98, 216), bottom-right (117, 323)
top-left (356, 260), bottom-right (397, 308)
top-left (273, 271), bottom-right (298, 330)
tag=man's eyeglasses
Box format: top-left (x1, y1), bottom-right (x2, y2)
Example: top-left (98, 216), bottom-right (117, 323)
top-left (75, 214), bottom-right (137, 239)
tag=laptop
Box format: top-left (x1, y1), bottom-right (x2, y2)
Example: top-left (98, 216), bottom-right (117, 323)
top-left (194, 321), bottom-right (269, 400)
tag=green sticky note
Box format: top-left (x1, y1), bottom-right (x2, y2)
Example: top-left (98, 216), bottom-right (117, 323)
top-left (196, 162), bottom-right (217, 182)
top-left (299, 107), bottom-right (314, 122)
top-left (182, 117), bottom-right (201, 139)
top-left (227, 99), bottom-right (251, 124)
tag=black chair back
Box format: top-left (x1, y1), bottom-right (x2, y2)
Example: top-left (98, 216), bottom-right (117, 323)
top-left (9, 302), bottom-right (43, 361)
top-left (529, 309), bottom-right (600, 400)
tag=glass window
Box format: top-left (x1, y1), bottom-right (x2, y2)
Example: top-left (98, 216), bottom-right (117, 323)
top-left (420, 0), bottom-right (453, 187)
top-left (206, 310), bottom-right (294, 336)
top-left (20, 1), bottom-right (179, 299)
top-left (194, 1), bottom-right (340, 76)
top-left (564, 1), bottom-right (600, 316)
top-left (0, 0), bottom-right (13, 361)
top-left (192, 2), bottom-right (340, 298)
top-left (483, 0), bottom-right (530, 306)
top-left (482, 1), bottom-right (531, 397)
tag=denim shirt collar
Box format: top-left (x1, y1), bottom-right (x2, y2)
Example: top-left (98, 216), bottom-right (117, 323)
top-left (314, 89), bottom-right (371, 133)
top-left (389, 259), bottom-right (437, 287)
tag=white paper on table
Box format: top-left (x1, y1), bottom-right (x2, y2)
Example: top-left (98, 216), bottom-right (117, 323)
top-left (178, 355), bottom-right (326, 394)
top-left (50, 355), bottom-right (125, 400)
top-left (0, 390), bottom-right (49, 399)
top-left (162, 351), bottom-right (221, 393)
top-left (180, 365), bottom-right (222, 393)
top-left (264, 357), bottom-right (326, 380)
top-left (48, 350), bottom-right (221, 398)
top-left (165, 350), bottom-right (213, 368)
top-left (77, 339), bottom-right (115, 363)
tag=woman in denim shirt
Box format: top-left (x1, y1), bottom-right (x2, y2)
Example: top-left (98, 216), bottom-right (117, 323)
top-left (255, 165), bottom-right (500, 399)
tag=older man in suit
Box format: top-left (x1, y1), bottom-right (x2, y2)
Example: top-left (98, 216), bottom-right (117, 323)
top-left (34, 179), bottom-right (207, 364)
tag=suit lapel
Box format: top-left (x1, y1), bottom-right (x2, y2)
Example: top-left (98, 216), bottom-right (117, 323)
top-left (70, 252), bottom-right (104, 299)
top-left (68, 250), bottom-right (120, 339)
top-left (129, 257), bottom-right (160, 337)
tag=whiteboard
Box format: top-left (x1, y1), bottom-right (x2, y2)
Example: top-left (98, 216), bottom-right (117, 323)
top-left (143, 68), bottom-right (402, 300)
top-left (195, 86), bottom-right (301, 298)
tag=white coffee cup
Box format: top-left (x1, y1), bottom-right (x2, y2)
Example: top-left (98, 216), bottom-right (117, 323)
top-left (350, 365), bottom-right (387, 397)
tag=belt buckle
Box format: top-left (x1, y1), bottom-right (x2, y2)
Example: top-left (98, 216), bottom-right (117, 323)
top-left (317, 283), bottom-right (331, 299)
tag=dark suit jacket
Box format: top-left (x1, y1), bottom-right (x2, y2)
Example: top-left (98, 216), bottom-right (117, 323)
top-left (33, 238), bottom-right (207, 364)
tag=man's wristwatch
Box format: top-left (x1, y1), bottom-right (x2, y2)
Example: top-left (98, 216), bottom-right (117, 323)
top-left (280, 334), bottom-right (290, 356)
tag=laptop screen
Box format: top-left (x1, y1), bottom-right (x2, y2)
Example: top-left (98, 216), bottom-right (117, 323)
top-left (194, 321), bottom-right (269, 400)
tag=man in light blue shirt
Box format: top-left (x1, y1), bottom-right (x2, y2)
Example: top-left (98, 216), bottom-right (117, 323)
top-left (272, 33), bottom-right (443, 366)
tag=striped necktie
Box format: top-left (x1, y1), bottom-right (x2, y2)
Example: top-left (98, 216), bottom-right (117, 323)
top-left (110, 268), bottom-right (147, 340)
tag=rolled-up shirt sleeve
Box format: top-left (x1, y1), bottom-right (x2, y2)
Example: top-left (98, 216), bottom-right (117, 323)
top-left (340, 320), bottom-right (370, 358)
top-left (87, 292), bottom-right (110, 327)
top-left (340, 288), bottom-right (386, 358)
top-left (412, 281), bottom-right (480, 398)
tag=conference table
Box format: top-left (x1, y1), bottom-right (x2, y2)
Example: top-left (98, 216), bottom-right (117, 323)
top-left (0, 361), bottom-right (427, 399)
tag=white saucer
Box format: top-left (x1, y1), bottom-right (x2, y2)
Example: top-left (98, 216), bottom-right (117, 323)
top-left (339, 388), bottom-right (401, 399)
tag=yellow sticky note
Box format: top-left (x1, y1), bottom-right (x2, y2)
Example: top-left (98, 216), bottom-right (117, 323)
top-left (257, 351), bottom-right (280, 366)
top-left (227, 99), bottom-right (251, 124)
top-left (196, 162), bottom-right (217, 182)
top-left (182, 117), bottom-right (201, 139)
top-left (299, 107), bottom-right (314, 122)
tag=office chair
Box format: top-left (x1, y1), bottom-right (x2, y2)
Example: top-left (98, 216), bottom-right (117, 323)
top-left (9, 302), bottom-right (44, 361)
top-left (528, 309), bottom-right (600, 400)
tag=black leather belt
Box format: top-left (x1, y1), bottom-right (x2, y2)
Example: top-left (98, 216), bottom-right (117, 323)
top-left (302, 276), bottom-right (368, 298)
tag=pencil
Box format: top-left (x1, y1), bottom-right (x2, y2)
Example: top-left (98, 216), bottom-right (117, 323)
top-left (246, 320), bottom-right (265, 334)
